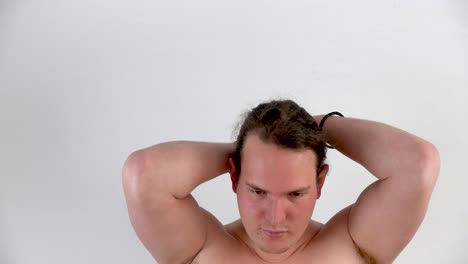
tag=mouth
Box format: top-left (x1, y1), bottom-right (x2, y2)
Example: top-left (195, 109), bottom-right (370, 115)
top-left (262, 229), bottom-right (288, 239)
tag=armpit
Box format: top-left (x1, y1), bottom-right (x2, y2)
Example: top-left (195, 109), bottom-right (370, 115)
top-left (355, 244), bottom-right (378, 264)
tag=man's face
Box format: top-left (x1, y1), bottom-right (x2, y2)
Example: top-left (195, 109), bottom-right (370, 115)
top-left (231, 133), bottom-right (327, 255)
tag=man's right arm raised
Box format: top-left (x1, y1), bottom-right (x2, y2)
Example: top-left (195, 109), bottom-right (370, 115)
top-left (122, 141), bottom-right (235, 264)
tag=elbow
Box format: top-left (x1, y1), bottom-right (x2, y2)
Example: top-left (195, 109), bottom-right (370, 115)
top-left (122, 151), bottom-right (147, 199)
top-left (417, 141), bottom-right (441, 189)
top-left (122, 150), bottom-right (162, 203)
top-left (123, 150), bottom-right (147, 179)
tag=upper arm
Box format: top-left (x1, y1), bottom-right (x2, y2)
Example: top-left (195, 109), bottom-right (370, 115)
top-left (122, 152), bottom-right (208, 264)
top-left (347, 143), bottom-right (440, 263)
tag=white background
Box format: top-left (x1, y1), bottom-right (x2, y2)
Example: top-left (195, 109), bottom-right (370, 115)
top-left (1, 0), bottom-right (467, 263)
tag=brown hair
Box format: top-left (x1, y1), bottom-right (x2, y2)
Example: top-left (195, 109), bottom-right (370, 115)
top-left (231, 98), bottom-right (328, 182)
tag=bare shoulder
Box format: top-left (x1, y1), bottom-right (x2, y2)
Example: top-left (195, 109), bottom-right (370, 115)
top-left (306, 205), bottom-right (377, 263)
top-left (316, 205), bottom-right (353, 238)
top-left (190, 210), bottom-right (246, 262)
top-left (200, 207), bottom-right (238, 243)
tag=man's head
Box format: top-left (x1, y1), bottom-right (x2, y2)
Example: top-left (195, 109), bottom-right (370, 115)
top-left (228, 99), bottom-right (329, 255)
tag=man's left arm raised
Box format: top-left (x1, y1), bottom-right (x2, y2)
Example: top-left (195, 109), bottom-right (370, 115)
top-left (315, 115), bottom-right (440, 263)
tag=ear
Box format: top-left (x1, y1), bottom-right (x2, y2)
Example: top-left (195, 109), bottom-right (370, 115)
top-left (316, 164), bottom-right (329, 199)
top-left (228, 157), bottom-right (238, 193)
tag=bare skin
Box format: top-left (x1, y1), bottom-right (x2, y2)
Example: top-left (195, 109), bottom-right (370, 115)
top-left (122, 115), bottom-right (440, 264)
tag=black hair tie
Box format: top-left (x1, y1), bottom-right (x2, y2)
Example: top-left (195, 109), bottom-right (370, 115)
top-left (319, 111), bottom-right (344, 149)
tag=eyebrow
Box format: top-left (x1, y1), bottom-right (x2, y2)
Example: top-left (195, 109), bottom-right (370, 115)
top-left (245, 182), bottom-right (311, 194)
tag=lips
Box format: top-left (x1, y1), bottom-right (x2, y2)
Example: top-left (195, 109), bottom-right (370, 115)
top-left (263, 229), bottom-right (288, 239)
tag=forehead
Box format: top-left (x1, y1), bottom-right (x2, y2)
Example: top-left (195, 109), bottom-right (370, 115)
top-left (241, 133), bottom-right (317, 189)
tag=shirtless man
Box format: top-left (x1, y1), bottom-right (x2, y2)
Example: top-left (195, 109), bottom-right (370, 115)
top-left (122, 99), bottom-right (440, 264)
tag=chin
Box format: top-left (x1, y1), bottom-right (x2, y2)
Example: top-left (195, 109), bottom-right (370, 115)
top-left (256, 234), bottom-right (295, 254)
top-left (259, 244), bottom-right (290, 254)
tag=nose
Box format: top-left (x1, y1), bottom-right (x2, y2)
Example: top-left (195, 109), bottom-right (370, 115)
top-left (266, 198), bottom-right (286, 225)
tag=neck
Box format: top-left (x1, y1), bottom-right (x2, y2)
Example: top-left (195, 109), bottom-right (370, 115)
top-left (236, 222), bottom-right (318, 263)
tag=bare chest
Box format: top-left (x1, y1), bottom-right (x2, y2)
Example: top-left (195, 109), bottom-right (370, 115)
top-left (191, 235), bottom-right (366, 264)
top-left (192, 253), bottom-right (365, 264)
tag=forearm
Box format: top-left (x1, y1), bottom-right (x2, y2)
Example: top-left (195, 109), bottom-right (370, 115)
top-left (132, 141), bottom-right (235, 199)
top-left (314, 115), bottom-right (438, 181)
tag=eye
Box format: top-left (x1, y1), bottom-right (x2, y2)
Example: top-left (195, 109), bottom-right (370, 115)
top-left (250, 189), bottom-right (266, 196)
top-left (289, 192), bottom-right (304, 198)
